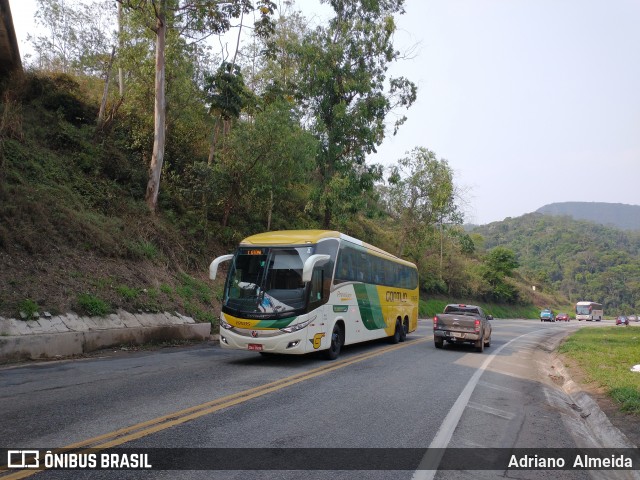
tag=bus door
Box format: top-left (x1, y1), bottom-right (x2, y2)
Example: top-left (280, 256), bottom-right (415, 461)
top-left (307, 266), bottom-right (330, 352)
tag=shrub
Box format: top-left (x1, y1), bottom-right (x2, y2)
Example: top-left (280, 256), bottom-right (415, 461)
top-left (116, 285), bottom-right (139, 300)
top-left (77, 293), bottom-right (110, 316)
top-left (18, 298), bottom-right (39, 319)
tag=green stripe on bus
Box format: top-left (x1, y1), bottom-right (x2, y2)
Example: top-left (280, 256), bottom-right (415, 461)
top-left (255, 317), bottom-right (297, 329)
top-left (354, 284), bottom-right (387, 330)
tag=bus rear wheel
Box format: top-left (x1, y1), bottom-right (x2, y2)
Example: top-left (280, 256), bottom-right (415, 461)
top-left (324, 324), bottom-right (343, 360)
top-left (400, 319), bottom-right (408, 342)
top-left (390, 321), bottom-right (402, 344)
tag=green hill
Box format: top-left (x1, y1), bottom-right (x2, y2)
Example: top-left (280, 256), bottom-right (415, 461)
top-left (537, 202), bottom-right (640, 231)
top-left (473, 213), bottom-right (640, 315)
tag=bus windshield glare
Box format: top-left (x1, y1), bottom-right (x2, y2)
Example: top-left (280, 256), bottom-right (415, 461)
top-left (224, 246), bottom-right (315, 315)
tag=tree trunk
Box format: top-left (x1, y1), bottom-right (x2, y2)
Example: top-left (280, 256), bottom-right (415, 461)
top-left (439, 222), bottom-right (444, 280)
top-left (221, 179), bottom-right (239, 228)
top-left (207, 115), bottom-right (222, 165)
top-left (322, 198), bottom-right (332, 229)
top-left (97, 46), bottom-right (116, 130)
top-left (267, 189), bottom-right (273, 231)
top-left (146, 3), bottom-right (167, 213)
top-left (117, 2), bottom-right (125, 97)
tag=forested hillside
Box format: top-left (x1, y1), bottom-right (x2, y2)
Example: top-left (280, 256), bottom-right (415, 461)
top-left (2, 1), bottom-right (555, 321)
top-left (537, 202), bottom-right (640, 231)
top-left (473, 214), bottom-right (640, 314)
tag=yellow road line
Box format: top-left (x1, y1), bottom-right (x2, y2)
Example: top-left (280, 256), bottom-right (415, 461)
top-left (1, 336), bottom-right (429, 479)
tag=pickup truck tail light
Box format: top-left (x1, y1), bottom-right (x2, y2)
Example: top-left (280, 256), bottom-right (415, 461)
top-left (474, 319), bottom-right (480, 332)
top-left (433, 316), bottom-right (438, 329)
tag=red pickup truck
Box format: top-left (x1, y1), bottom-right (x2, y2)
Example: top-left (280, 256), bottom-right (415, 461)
top-left (433, 304), bottom-right (493, 352)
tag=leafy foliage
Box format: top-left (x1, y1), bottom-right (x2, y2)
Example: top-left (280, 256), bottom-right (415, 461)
top-left (29, 0), bottom-right (117, 75)
top-left (293, 0), bottom-right (417, 227)
top-left (385, 147), bottom-right (460, 257)
top-left (474, 214), bottom-right (640, 314)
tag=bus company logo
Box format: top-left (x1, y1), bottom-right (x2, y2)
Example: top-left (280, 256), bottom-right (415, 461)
top-left (7, 450), bottom-right (40, 468)
top-left (310, 333), bottom-right (325, 349)
top-left (251, 330), bottom-right (259, 338)
top-left (336, 292), bottom-right (353, 301)
top-left (385, 291), bottom-right (407, 302)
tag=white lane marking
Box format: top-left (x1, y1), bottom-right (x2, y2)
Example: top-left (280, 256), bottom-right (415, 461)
top-left (477, 380), bottom-right (521, 395)
top-left (467, 401), bottom-right (516, 420)
top-left (412, 330), bottom-right (545, 480)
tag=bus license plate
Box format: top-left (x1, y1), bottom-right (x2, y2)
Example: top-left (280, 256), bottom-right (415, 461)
top-left (248, 344), bottom-right (263, 351)
top-left (450, 332), bottom-right (462, 338)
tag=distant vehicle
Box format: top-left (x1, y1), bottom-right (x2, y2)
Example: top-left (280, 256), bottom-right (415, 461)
top-left (540, 309), bottom-right (555, 322)
top-left (627, 314), bottom-right (638, 322)
top-left (556, 313), bottom-right (570, 322)
top-left (433, 304), bottom-right (492, 352)
top-left (575, 301), bottom-right (603, 321)
top-left (616, 316), bottom-right (629, 326)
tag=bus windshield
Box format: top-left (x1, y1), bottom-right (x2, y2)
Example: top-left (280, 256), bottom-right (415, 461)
top-left (224, 246), bottom-right (315, 315)
top-left (576, 305), bottom-right (592, 315)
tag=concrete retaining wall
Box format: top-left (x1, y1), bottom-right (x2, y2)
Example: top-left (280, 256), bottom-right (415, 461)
top-left (0, 310), bottom-right (212, 362)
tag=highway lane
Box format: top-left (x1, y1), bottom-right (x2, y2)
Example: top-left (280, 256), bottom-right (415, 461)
top-left (0, 319), bottom-right (632, 479)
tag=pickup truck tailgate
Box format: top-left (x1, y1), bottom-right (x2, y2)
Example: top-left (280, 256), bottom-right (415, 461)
top-left (436, 315), bottom-right (477, 332)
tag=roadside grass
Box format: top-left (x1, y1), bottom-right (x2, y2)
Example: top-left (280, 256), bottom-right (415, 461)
top-left (419, 297), bottom-right (540, 320)
top-left (559, 327), bottom-right (640, 415)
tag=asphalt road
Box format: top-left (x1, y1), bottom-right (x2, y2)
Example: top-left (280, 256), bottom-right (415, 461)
top-left (0, 319), bottom-right (637, 480)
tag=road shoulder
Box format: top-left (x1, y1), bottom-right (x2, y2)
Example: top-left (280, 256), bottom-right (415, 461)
top-left (560, 353), bottom-right (640, 448)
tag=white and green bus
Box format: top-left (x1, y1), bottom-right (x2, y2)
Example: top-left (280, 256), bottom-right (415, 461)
top-left (209, 230), bottom-right (419, 359)
top-left (575, 301), bottom-right (603, 321)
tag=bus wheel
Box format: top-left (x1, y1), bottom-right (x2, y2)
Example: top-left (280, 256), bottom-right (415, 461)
top-left (400, 319), bottom-right (408, 342)
top-left (390, 321), bottom-right (402, 344)
top-left (325, 324), bottom-right (343, 360)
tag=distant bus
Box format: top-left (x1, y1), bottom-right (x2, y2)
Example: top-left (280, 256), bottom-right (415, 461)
top-left (209, 230), bottom-right (419, 359)
top-left (575, 301), bottom-right (603, 321)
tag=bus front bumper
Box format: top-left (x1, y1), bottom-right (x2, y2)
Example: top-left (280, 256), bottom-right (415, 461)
top-left (219, 328), bottom-right (310, 354)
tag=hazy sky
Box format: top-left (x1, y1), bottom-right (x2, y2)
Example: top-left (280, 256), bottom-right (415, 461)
top-left (9, 0), bottom-right (640, 225)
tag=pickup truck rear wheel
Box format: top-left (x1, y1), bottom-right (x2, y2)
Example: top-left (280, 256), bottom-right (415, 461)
top-left (434, 337), bottom-right (443, 349)
top-left (475, 335), bottom-right (485, 352)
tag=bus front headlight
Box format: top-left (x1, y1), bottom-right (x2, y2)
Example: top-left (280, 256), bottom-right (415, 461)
top-left (219, 317), bottom-right (234, 330)
top-left (280, 316), bottom-right (315, 334)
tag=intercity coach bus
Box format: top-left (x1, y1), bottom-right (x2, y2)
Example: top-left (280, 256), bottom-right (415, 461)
top-left (209, 230), bottom-right (419, 359)
top-left (575, 301), bottom-right (603, 321)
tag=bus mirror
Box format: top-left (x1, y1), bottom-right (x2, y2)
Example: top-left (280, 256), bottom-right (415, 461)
top-left (302, 254), bottom-right (330, 283)
top-left (209, 254), bottom-right (234, 280)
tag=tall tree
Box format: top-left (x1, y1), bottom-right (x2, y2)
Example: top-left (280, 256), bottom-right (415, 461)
top-left (482, 246), bottom-right (519, 303)
top-left (117, 0), bottom-right (276, 213)
top-left (294, 0), bottom-right (416, 227)
top-left (204, 61), bottom-right (256, 164)
top-left (385, 147), bottom-right (460, 258)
